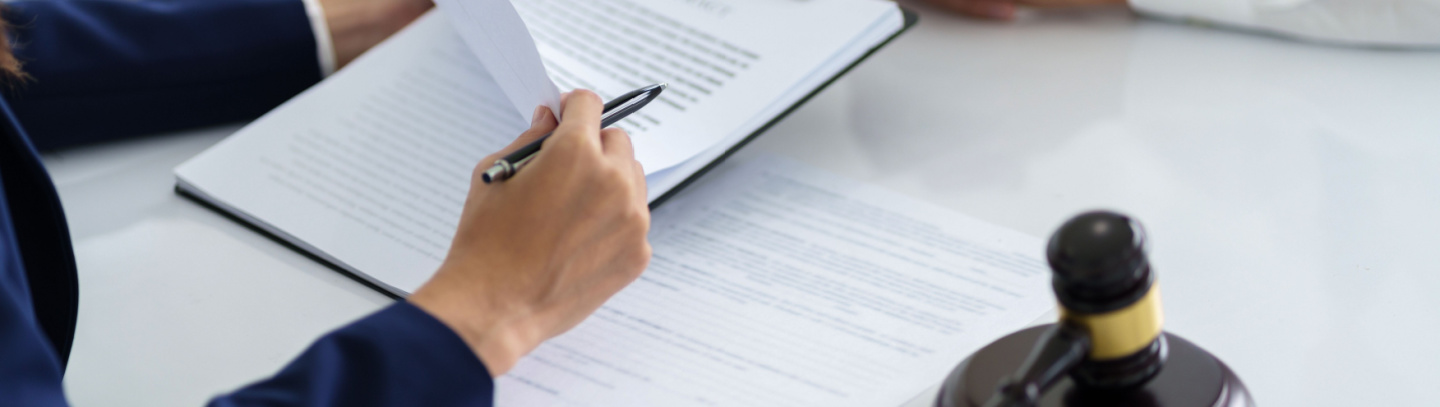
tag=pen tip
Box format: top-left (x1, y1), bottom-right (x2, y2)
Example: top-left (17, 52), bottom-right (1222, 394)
top-left (659, 83), bottom-right (669, 90)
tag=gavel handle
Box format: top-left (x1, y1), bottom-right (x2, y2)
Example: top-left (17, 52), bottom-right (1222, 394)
top-left (983, 323), bottom-right (1092, 407)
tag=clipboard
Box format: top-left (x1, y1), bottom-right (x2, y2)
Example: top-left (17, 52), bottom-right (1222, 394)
top-left (649, 8), bottom-right (919, 208)
top-left (177, 7), bottom-right (920, 298)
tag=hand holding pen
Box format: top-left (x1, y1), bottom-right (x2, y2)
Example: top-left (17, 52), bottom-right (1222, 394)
top-left (413, 88), bottom-right (656, 375)
top-left (483, 83), bottom-right (666, 183)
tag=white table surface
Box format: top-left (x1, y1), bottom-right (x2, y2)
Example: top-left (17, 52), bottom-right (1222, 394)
top-left (42, 4), bottom-right (1440, 407)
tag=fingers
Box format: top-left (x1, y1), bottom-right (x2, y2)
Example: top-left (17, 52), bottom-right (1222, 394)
top-left (530, 104), bottom-right (559, 135)
top-left (600, 127), bottom-right (634, 162)
top-left (631, 159), bottom-right (648, 204)
top-left (553, 90), bottom-right (605, 151)
top-left (512, 105), bottom-right (559, 151)
top-left (930, 0), bottom-right (1016, 20)
top-left (600, 127), bottom-right (647, 204)
top-left (481, 105), bottom-right (558, 163)
top-left (473, 105), bottom-right (560, 185)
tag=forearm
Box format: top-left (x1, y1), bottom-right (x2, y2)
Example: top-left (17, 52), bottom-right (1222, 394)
top-left (2, 0), bottom-right (431, 150)
top-left (4, 0), bottom-right (323, 149)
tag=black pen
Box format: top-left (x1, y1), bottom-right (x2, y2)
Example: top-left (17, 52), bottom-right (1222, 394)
top-left (481, 83), bottom-right (667, 184)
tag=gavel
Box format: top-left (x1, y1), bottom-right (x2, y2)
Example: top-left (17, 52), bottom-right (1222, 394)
top-left (937, 211), bottom-right (1254, 407)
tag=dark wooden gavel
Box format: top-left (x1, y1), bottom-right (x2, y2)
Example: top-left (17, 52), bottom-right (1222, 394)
top-left (937, 211), bottom-right (1253, 407)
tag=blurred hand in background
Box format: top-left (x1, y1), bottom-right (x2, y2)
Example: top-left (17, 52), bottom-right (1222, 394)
top-left (322, 0), bottom-right (434, 68)
top-left (918, 0), bottom-right (1126, 20)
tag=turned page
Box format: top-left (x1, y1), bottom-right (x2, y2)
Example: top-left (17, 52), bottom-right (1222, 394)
top-left (514, 0), bottom-right (900, 171)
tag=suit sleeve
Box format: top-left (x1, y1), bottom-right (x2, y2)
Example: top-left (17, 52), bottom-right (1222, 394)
top-left (2, 0), bottom-right (326, 151)
top-left (1130, 0), bottom-right (1440, 47)
top-left (210, 301), bottom-right (497, 407)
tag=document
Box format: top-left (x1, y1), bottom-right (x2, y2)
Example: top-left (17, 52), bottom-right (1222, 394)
top-left (514, 0), bottom-right (902, 171)
top-left (176, 1), bottom-right (910, 296)
top-left (496, 157), bottom-right (1055, 406)
top-left (434, 0), bottom-right (562, 119)
top-left (178, 15), bottom-right (530, 293)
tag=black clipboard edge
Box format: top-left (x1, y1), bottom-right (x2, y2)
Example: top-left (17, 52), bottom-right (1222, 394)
top-left (176, 184), bottom-right (407, 300)
top-left (647, 7), bottom-right (919, 210)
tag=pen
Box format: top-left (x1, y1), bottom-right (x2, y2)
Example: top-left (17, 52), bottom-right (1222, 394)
top-left (481, 83), bottom-right (667, 184)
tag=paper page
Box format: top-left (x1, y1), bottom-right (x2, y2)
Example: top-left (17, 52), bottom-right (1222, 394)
top-left (644, 7), bottom-right (906, 203)
top-left (434, 0), bottom-right (562, 119)
top-left (497, 156), bottom-right (1055, 406)
top-left (176, 0), bottom-right (905, 294)
top-left (177, 13), bottom-right (527, 293)
top-left (514, 0), bottom-right (899, 171)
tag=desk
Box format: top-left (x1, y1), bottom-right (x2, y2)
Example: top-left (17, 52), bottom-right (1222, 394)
top-left (44, 5), bottom-right (1440, 406)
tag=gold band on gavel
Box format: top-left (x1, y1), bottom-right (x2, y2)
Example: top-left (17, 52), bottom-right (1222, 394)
top-left (1059, 283), bottom-right (1164, 360)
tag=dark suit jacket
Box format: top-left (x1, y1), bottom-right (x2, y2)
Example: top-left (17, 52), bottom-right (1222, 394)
top-left (0, 0), bottom-right (494, 405)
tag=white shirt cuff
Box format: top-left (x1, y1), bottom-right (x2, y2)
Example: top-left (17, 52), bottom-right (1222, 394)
top-left (300, 0), bottom-right (337, 76)
top-left (1130, 0), bottom-right (1256, 25)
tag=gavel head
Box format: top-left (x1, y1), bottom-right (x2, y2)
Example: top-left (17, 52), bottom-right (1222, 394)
top-left (1047, 211), bottom-right (1166, 389)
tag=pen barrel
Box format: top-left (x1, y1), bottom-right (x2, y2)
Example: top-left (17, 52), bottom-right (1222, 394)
top-left (510, 154), bottom-right (537, 173)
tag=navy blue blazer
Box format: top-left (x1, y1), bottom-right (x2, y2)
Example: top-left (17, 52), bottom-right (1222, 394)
top-left (0, 0), bottom-right (494, 405)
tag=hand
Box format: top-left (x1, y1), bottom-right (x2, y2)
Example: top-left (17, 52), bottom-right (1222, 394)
top-left (319, 0), bottom-right (433, 68)
top-left (408, 90), bottom-right (653, 376)
top-left (917, 0), bottom-right (1127, 20)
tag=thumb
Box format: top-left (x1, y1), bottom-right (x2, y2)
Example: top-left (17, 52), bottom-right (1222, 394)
top-left (489, 105), bottom-right (559, 162)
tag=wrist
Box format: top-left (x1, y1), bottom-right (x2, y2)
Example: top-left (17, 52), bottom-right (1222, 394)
top-left (409, 272), bottom-right (542, 376)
